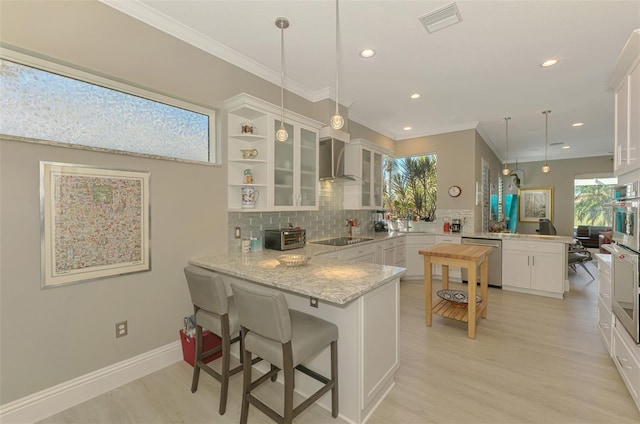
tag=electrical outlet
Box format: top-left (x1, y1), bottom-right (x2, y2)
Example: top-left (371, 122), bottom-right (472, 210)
top-left (235, 226), bottom-right (241, 239)
top-left (116, 320), bottom-right (128, 338)
top-left (309, 297), bottom-right (319, 308)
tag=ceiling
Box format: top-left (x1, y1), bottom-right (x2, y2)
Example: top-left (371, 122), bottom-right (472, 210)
top-left (100, 0), bottom-right (640, 164)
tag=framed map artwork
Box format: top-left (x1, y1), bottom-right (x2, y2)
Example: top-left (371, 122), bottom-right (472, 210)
top-left (40, 162), bottom-right (150, 287)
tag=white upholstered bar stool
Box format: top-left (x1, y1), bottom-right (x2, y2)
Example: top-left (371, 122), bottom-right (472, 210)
top-left (183, 265), bottom-right (243, 415)
top-left (230, 282), bottom-right (339, 424)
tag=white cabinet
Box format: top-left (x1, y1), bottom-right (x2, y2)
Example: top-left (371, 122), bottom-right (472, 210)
top-left (611, 30), bottom-right (640, 176)
top-left (226, 104), bottom-right (270, 210)
top-left (341, 244), bottom-right (375, 264)
top-left (224, 93), bottom-right (323, 211)
top-left (382, 237), bottom-right (406, 267)
top-left (374, 242), bottom-right (385, 265)
top-left (404, 235), bottom-right (435, 278)
top-left (613, 322), bottom-right (640, 411)
top-left (272, 118), bottom-right (319, 209)
top-left (502, 240), bottom-right (566, 298)
top-left (394, 237), bottom-right (406, 267)
top-left (596, 254), bottom-right (613, 354)
top-left (615, 77), bottom-right (631, 174)
top-left (343, 139), bottom-right (391, 210)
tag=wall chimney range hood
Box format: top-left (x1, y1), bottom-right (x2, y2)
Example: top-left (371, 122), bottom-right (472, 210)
top-left (318, 126), bottom-right (356, 181)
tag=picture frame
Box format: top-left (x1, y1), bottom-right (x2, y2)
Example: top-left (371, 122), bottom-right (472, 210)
top-left (518, 187), bottom-right (553, 223)
top-left (40, 162), bottom-right (151, 288)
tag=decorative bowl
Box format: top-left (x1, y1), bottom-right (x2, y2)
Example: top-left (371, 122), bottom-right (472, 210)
top-left (436, 289), bottom-right (481, 304)
top-left (277, 255), bottom-right (311, 268)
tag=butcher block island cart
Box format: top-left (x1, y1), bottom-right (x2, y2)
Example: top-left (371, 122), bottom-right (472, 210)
top-left (189, 249), bottom-right (405, 424)
top-left (419, 243), bottom-right (494, 339)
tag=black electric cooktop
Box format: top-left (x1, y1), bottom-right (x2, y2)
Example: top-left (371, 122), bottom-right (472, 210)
top-left (310, 237), bottom-right (373, 246)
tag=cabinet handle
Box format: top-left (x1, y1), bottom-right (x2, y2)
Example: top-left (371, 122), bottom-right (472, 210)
top-left (532, 256), bottom-right (535, 266)
top-left (598, 322), bottom-right (610, 329)
top-left (616, 355), bottom-right (633, 370)
top-left (599, 292), bottom-right (610, 298)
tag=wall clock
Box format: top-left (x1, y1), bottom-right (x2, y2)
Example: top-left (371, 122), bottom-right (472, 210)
top-left (448, 185), bottom-right (462, 197)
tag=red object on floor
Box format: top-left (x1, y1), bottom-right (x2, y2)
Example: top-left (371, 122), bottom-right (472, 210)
top-left (180, 329), bottom-right (222, 367)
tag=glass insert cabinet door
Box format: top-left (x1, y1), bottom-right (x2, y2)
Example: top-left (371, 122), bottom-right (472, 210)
top-left (362, 149), bottom-right (372, 206)
top-left (274, 120), bottom-right (295, 207)
top-left (373, 152), bottom-right (382, 207)
top-left (299, 127), bottom-right (317, 207)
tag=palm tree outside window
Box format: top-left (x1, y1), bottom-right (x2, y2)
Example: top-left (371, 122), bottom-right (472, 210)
top-left (384, 154), bottom-right (437, 221)
top-left (574, 177), bottom-right (617, 227)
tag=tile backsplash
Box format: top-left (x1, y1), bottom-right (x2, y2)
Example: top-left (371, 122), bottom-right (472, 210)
top-left (228, 182), bottom-right (475, 251)
top-left (228, 182), bottom-right (375, 251)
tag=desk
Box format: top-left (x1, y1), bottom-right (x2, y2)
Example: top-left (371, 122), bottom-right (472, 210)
top-left (419, 243), bottom-right (494, 339)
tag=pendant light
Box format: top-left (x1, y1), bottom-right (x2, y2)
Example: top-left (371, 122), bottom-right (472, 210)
top-left (541, 110), bottom-right (551, 173)
top-left (502, 117), bottom-right (511, 176)
top-left (330, 0), bottom-right (344, 130)
top-left (275, 17), bottom-right (289, 142)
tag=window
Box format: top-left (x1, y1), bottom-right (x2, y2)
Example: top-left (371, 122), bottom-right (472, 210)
top-left (574, 176), bottom-right (617, 227)
top-left (383, 154), bottom-right (437, 221)
top-left (0, 55), bottom-right (216, 163)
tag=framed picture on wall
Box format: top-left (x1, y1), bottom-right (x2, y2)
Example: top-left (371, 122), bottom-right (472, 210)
top-left (518, 187), bottom-right (553, 223)
top-left (40, 162), bottom-right (151, 287)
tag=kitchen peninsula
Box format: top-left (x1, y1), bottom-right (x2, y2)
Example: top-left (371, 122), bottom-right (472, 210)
top-left (189, 249), bottom-right (405, 424)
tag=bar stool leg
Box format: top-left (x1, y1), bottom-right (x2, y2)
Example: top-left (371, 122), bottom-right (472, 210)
top-left (191, 323), bottom-right (202, 393)
top-left (283, 342), bottom-right (294, 424)
top-left (219, 315), bottom-right (231, 415)
top-left (331, 340), bottom-right (339, 418)
top-left (240, 328), bottom-right (251, 424)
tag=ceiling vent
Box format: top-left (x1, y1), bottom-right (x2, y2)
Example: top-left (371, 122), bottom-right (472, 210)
top-left (418, 2), bottom-right (462, 34)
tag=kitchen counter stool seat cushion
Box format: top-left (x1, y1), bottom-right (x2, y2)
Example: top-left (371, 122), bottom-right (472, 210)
top-left (231, 282), bottom-right (339, 424)
top-left (244, 309), bottom-right (338, 370)
top-left (183, 265), bottom-right (243, 416)
top-left (195, 298), bottom-right (240, 336)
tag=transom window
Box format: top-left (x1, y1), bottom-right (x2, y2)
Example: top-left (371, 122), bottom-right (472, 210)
top-left (0, 55), bottom-right (216, 163)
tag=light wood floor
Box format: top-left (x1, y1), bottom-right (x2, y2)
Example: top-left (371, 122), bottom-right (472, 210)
top-left (38, 262), bottom-right (640, 424)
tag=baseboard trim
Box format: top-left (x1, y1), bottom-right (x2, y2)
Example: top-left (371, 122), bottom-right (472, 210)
top-left (0, 341), bottom-right (182, 424)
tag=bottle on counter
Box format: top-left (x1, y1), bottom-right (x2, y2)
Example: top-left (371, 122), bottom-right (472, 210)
top-left (443, 216), bottom-right (451, 232)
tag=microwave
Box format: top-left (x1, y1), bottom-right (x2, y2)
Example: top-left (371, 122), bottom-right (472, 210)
top-left (264, 229), bottom-right (306, 251)
top-left (611, 182), bottom-right (640, 252)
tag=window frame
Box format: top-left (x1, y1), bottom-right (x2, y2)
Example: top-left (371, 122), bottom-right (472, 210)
top-left (0, 47), bottom-right (220, 165)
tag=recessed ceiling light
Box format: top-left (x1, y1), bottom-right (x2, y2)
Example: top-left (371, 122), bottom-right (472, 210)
top-left (404, 126), bottom-right (412, 131)
top-left (541, 59), bottom-right (559, 67)
top-left (562, 146), bottom-right (571, 149)
top-left (572, 122), bottom-right (584, 127)
top-left (410, 93), bottom-right (421, 99)
top-left (360, 49), bottom-right (375, 58)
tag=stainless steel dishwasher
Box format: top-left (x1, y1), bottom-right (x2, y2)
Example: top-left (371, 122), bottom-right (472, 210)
top-left (461, 237), bottom-right (502, 287)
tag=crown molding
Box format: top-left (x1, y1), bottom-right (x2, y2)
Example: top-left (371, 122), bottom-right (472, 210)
top-left (475, 122), bottom-right (503, 162)
top-left (99, 0), bottom-right (321, 102)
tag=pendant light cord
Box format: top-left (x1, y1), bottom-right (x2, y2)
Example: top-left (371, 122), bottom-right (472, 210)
top-left (505, 117), bottom-right (509, 164)
top-left (280, 22), bottom-right (285, 129)
top-left (334, 0), bottom-right (340, 115)
top-left (544, 111), bottom-right (549, 165)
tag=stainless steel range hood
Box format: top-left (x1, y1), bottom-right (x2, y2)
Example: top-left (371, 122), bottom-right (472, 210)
top-left (318, 127), bottom-right (356, 181)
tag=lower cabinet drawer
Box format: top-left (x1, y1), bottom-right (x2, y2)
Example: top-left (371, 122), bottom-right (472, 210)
top-left (613, 324), bottom-right (640, 401)
top-left (597, 297), bottom-right (613, 354)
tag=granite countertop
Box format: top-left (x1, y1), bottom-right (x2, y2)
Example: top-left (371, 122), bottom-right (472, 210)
top-left (462, 232), bottom-right (575, 243)
top-left (189, 249), bottom-right (406, 305)
top-left (375, 229), bottom-right (574, 243)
